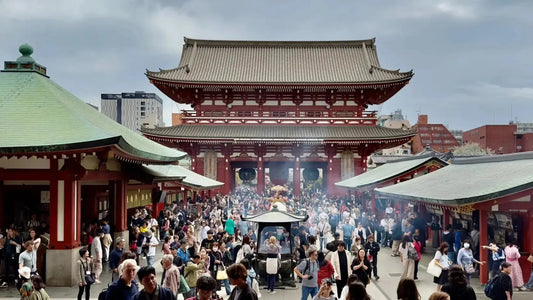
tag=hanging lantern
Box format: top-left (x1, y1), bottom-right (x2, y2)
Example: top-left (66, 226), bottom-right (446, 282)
top-left (303, 168), bottom-right (320, 181)
top-left (238, 168), bottom-right (256, 181)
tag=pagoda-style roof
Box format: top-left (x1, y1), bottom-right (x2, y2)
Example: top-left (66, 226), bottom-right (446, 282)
top-left (142, 124), bottom-right (416, 144)
top-left (146, 37), bottom-right (413, 86)
top-left (0, 45), bottom-right (186, 164)
top-left (375, 152), bottom-right (533, 206)
top-left (336, 155), bottom-right (448, 189)
top-left (243, 204), bottom-right (308, 223)
top-left (143, 164), bottom-right (224, 190)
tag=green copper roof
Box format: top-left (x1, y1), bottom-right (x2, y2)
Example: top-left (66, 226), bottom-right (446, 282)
top-left (336, 156), bottom-right (447, 189)
top-left (375, 152), bottom-right (533, 206)
top-left (0, 48), bottom-right (186, 163)
top-left (143, 164), bottom-right (224, 190)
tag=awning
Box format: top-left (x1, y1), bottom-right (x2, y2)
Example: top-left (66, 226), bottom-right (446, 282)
top-left (336, 156), bottom-right (447, 189)
top-left (143, 164), bottom-right (224, 190)
top-left (375, 152), bottom-right (533, 206)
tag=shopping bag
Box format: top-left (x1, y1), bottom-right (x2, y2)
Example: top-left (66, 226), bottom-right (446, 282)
top-left (427, 259), bottom-right (442, 277)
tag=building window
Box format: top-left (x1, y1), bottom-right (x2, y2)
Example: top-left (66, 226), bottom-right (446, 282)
top-left (141, 112), bottom-right (145, 117)
top-left (272, 111), bottom-right (287, 117)
top-left (141, 101), bottom-right (146, 105)
top-left (433, 140), bottom-right (442, 144)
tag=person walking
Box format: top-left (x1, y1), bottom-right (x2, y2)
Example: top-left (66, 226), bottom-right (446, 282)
top-left (317, 218), bottom-right (331, 251)
top-left (143, 230), bottom-right (159, 267)
top-left (351, 248), bottom-right (371, 286)
top-left (183, 254), bottom-right (205, 299)
top-left (391, 219), bottom-right (403, 257)
top-left (457, 239), bottom-right (485, 284)
top-left (440, 265), bottom-right (476, 300)
top-left (294, 247), bottom-right (320, 300)
top-left (504, 241), bottom-right (527, 291)
top-left (433, 242), bottom-right (451, 291)
top-left (412, 234), bottom-right (422, 280)
top-left (317, 251), bottom-right (335, 288)
top-left (91, 229), bottom-right (104, 283)
top-left (227, 263), bottom-right (258, 300)
top-left (341, 220), bottom-right (355, 250)
top-left (364, 234), bottom-right (380, 280)
top-left (442, 225), bottom-right (455, 264)
top-left (77, 248), bottom-right (93, 300)
top-left (109, 237), bottom-right (125, 282)
top-left (105, 258), bottom-right (139, 300)
top-left (490, 262), bottom-right (513, 300)
top-left (134, 265), bottom-right (176, 300)
top-left (265, 236), bottom-right (281, 294)
top-left (161, 254), bottom-right (181, 296)
top-left (399, 234), bottom-right (415, 279)
top-left (330, 242), bottom-right (353, 297)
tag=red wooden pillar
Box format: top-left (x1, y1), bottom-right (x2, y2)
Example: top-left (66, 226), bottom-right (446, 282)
top-left (294, 158), bottom-right (301, 199)
top-left (479, 209), bottom-right (489, 284)
top-left (443, 209), bottom-right (451, 228)
top-left (50, 168), bottom-right (81, 249)
top-left (114, 180), bottom-right (127, 232)
top-left (257, 157), bottom-right (264, 195)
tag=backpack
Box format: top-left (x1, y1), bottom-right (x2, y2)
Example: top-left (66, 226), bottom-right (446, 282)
top-left (98, 287), bottom-right (108, 300)
top-left (484, 275), bottom-right (500, 299)
top-left (407, 245), bottom-right (418, 260)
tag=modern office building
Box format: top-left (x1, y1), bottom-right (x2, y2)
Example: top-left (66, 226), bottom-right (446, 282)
top-left (101, 91), bottom-right (164, 132)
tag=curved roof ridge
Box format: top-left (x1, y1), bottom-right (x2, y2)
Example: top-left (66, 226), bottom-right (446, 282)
top-left (452, 151), bottom-right (533, 165)
top-left (184, 37), bottom-right (377, 47)
top-left (372, 65), bottom-right (414, 77)
top-left (146, 65), bottom-right (188, 76)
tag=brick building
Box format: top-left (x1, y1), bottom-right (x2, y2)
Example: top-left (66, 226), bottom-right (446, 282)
top-left (411, 115), bottom-right (460, 154)
top-left (463, 123), bottom-right (533, 153)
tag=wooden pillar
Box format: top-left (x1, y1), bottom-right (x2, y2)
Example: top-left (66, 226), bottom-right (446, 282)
top-left (257, 157), bottom-right (264, 195)
top-left (443, 209), bottom-right (451, 228)
top-left (294, 158), bottom-right (301, 199)
top-left (479, 209), bottom-right (489, 284)
top-left (114, 180), bottom-right (127, 232)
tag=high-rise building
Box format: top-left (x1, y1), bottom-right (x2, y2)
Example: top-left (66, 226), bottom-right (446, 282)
top-left (101, 91), bottom-right (164, 132)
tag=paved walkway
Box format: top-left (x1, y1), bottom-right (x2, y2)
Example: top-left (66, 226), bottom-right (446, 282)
top-left (1, 237), bottom-right (532, 299)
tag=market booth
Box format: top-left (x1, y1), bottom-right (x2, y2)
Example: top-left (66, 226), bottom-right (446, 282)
top-left (375, 152), bottom-right (533, 284)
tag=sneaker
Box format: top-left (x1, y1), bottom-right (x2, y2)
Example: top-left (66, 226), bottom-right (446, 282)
top-left (94, 279), bottom-right (102, 284)
top-left (0, 282), bottom-right (7, 288)
top-left (375, 276), bottom-right (380, 280)
top-left (519, 286), bottom-right (527, 291)
top-left (268, 290), bottom-right (276, 294)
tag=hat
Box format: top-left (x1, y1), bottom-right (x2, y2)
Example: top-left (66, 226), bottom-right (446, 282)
top-left (18, 267), bottom-right (31, 279)
top-left (116, 237), bottom-right (125, 244)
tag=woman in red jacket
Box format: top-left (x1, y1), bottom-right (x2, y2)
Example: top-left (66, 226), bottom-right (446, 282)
top-left (317, 251), bottom-right (335, 287)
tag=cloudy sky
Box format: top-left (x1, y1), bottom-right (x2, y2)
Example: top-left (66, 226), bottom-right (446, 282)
top-left (1, 0), bottom-right (532, 131)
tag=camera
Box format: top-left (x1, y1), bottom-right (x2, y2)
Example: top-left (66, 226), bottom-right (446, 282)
top-left (307, 275), bottom-right (313, 280)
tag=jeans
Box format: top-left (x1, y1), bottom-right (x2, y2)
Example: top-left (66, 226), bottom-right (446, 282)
top-left (319, 236), bottom-right (328, 250)
top-left (301, 286), bottom-right (318, 300)
top-left (524, 269), bottom-right (533, 289)
top-left (343, 237), bottom-right (352, 250)
top-left (147, 255), bottom-right (155, 267)
top-left (267, 274), bottom-right (276, 291)
top-left (221, 279), bottom-right (231, 295)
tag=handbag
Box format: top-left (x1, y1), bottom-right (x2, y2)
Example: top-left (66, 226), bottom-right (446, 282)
top-left (216, 265), bottom-right (228, 281)
top-left (464, 263), bottom-right (475, 274)
top-left (178, 274), bottom-right (190, 294)
top-left (80, 259), bottom-right (95, 285)
top-left (427, 259), bottom-right (442, 277)
top-left (407, 246), bottom-right (418, 260)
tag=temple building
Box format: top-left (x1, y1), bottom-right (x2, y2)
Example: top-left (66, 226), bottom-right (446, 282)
top-left (142, 38), bottom-right (416, 196)
top-left (0, 45), bottom-right (221, 286)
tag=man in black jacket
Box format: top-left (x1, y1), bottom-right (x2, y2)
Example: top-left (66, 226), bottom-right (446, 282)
top-left (364, 234), bottom-right (381, 280)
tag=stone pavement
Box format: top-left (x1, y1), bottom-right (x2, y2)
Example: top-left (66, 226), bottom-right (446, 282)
top-left (1, 239), bottom-right (532, 299)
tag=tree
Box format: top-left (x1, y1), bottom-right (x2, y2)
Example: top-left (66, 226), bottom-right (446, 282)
top-left (453, 143), bottom-right (494, 156)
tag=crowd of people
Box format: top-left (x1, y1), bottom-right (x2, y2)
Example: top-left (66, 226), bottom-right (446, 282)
top-left (2, 185), bottom-right (533, 300)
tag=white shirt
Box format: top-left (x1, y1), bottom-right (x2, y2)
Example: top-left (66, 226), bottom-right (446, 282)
top-left (201, 226), bottom-right (210, 241)
top-left (144, 235), bottom-right (159, 257)
top-left (91, 236), bottom-right (103, 259)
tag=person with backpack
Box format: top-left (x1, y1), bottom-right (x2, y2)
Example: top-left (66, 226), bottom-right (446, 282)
top-left (294, 247), bottom-right (320, 300)
top-left (484, 243), bottom-right (506, 278)
top-left (485, 262), bottom-right (513, 300)
top-left (399, 234), bottom-right (416, 279)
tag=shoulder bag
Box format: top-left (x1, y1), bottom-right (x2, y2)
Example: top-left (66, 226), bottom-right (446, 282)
top-left (426, 259), bottom-right (442, 277)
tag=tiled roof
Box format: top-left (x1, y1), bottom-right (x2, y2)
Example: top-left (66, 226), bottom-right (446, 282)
top-left (336, 156), bottom-right (447, 189)
top-left (375, 152), bottom-right (533, 206)
top-left (146, 38), bottom-right (413, 85)
top-left (243, 205), bottom-right (308, 223)
top-left (0, 71), bottom-right (186, 163)
top-left (142, 125), bottom-right (416, 143)
top-left (143, 164), bottom-right (224, 190)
